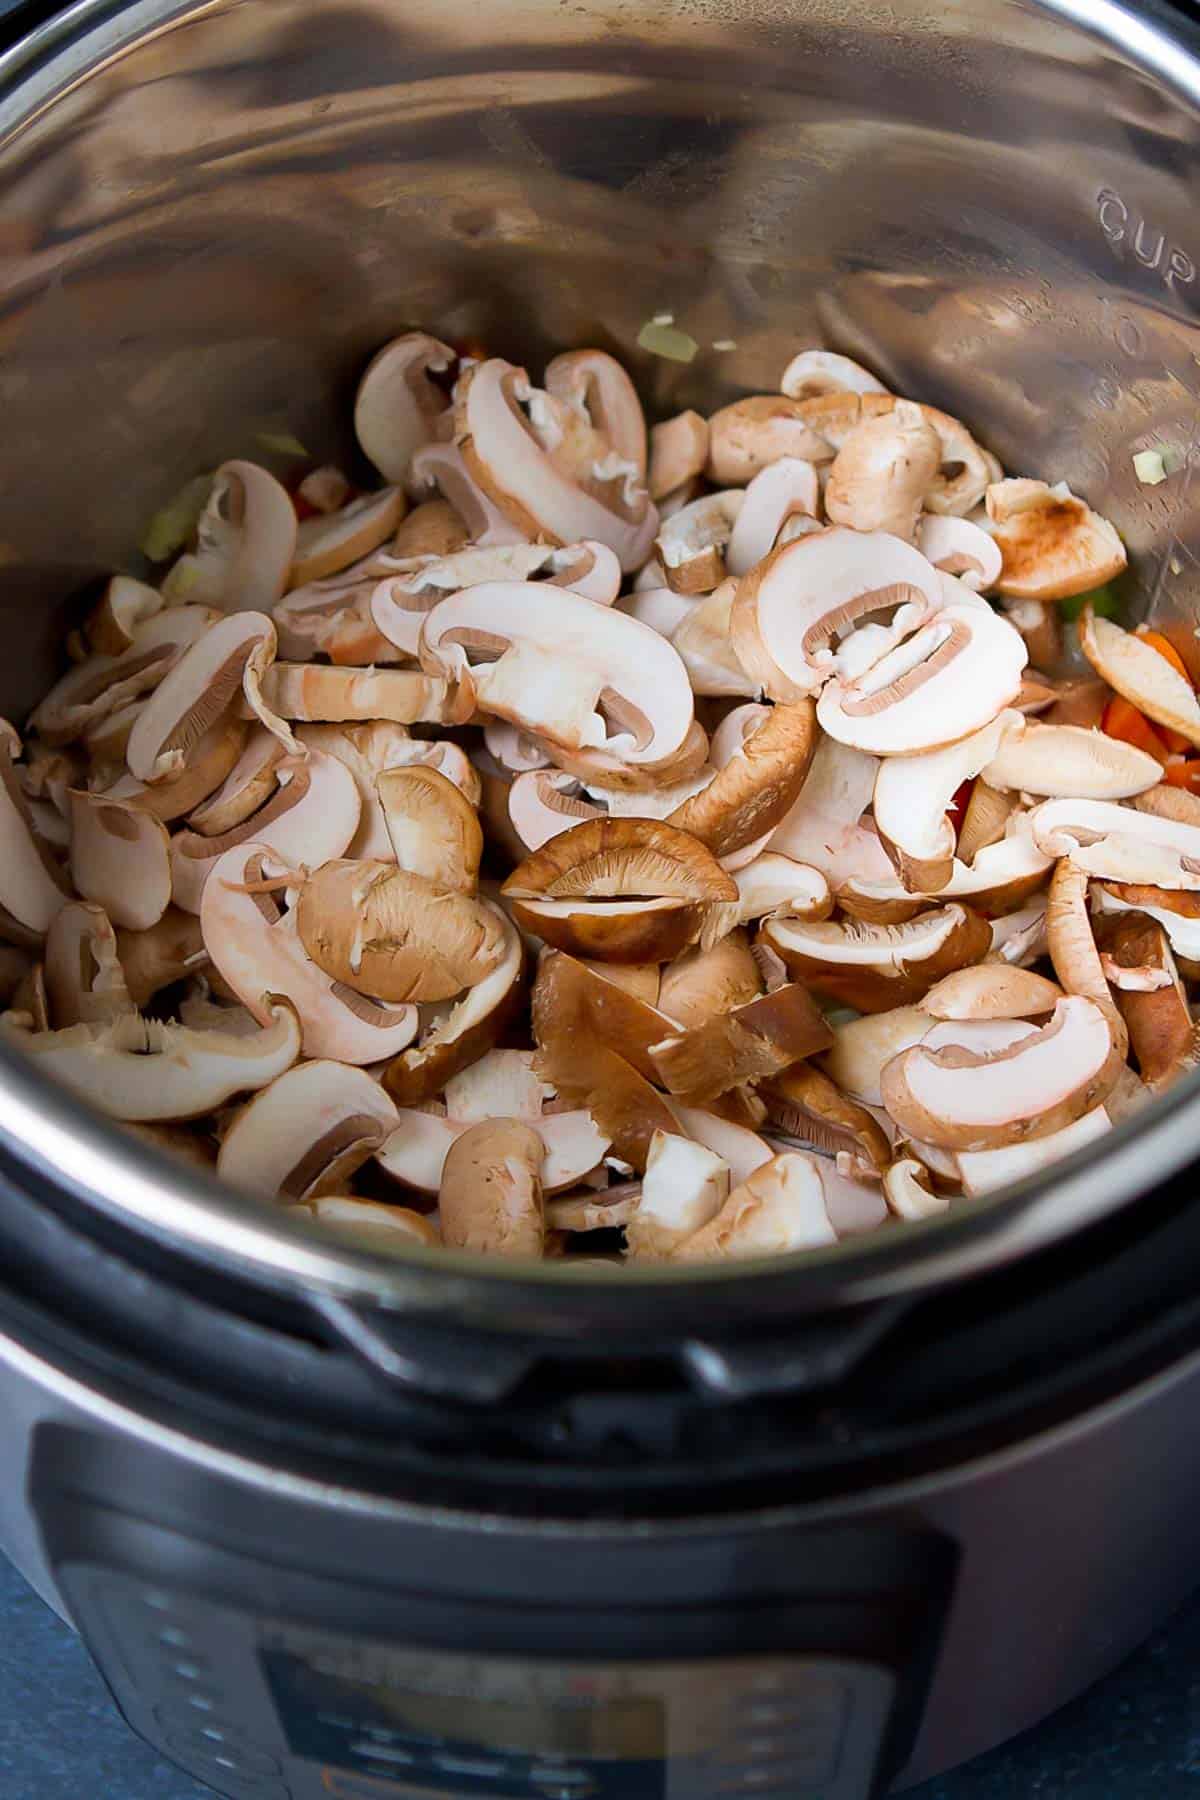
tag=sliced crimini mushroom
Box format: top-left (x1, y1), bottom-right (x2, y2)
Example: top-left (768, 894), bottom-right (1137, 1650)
top-left (201, 845), bottom-right (418, 1063)
top-left (1080, 609), bottom-right (1200, 749)
top-left (796, 392), bottom-right (993, 516)
top-left (766, 734), bottom-right (891, 889)
top-left (371, 545), bottom-right (552, 661)
top-left (655, 491), bottom-right (743, 595)
top-left (987, 478), bottom-right (1126, 601)
top-left (733, 852), bottom-right (831, 924)
top-left (623, 1131), bottom-right (730, 1260)
top-left (29, 605), bottom-right (220, 747)
top-left (381, 903), bottom-right (523, 1106)
top-left (275, 547), bottom-right (413, 663)
top-left (169, 748), bottom-right (360, 914)
top-left (544, 348), bottom-right (648, 476)
top-left (44, 902), bottom-right (133, 1027)
top-left (666, 581), bottom-right (761, 699)
top-left (298, 1196), bottom-right (440, 1253)
top-left (409, 440), bottom-right (528, 548)
top-left (420, 581), bottom-right (694, 768)
top-left (817, 598), bottom-right (1027, 756)
top-left (104, 718), bottom-right (247, 824)
top-left (0, 730), bottom-right (72, 943)
top-left (763, 903), bottom-right (991, 1012)
top-left (390, 496), bottom-right (469, 558)
top-left (1096, 911), bottom-right (1193, 1088)
top-left (1030, 797), bottom-right (1200, 889)
top-left (780, 349), bottom-right (888, 401)
top-left (457, 360), bottom-right (657, 571)
top-left (503, 818), bottom-right (739, 962)
top-left (915, 515), bottom-right (1002, 591)
top-left (821, 1006), bottom-right (934, 1106)
top-left (616, 583), bottom-right (694, 642)
top-left (533, 1025), bottom-right (677, 1171)
top-left (531, 949), bottom-right (677, 1083)
top-left (648, 411), bottom-right (709, 501)
top-left (731, 528), bottom-right (942, 702)
top-left (126, 611), bottom-right (276, 784)
top-left (955, 1106), bottom-right (1113, 1198)
top-left (989, 896), bottom-right (1048, 967)
top-left (85, 576), bottom-right (164, 657)
top-left (249, 662), bottom-right (461, 727)
top-left (484, 721), bottom-right (552, 776)
top-left (706, 397), bottom-right (833, 485)
top-left (648, 983), bottom-right (832, 1102)
top-left (508, 769), bottom-right (600, 853)
top-left (657, 933), bottom-right (762, 1030)
top-left (290, 488), bottom-right (407, 587)
top-left (7, 997), bottom-right (301, 1121)
top-left (824, 401), bottom-right (942, 541)
top-left (187, 726), bottom-right (287, 838)
top-left (881, 995), bottom-right (1125, 1150)
top-left (956, 779), bottom-right (1017, 867)
top-left (667, 701), bottom-right (817, 860)
top-left (163, 461), bottom-right (297, 613)
top-left (444, 1048), bottom-right (547, 1123)
top-left (841, 814), bottom-right (1053, 918)
top-left (437, 1118), bottom-right (544, 1257)
top-left (1094, 882), bottom-right (1200, 965)
top-left (922, 962), bottom-right (1062, 1021)
top-left (296, 465), bottom-right (352, 515)
top-left (115, 906), bottom-right (208, 1008)
top-left (983, 720), bottom-right (1160, 800)
top-left (873, 710), bottom-right (1021, 894)
top-left (217, 1060), bottom-right (399, 1200)
top-left (68, 791), bottom-right (170, 931)
top-left (673, 1152), bottom-right (837, 1261)
top-left (883, 1156), bottom-right (949, 1219)
top-left (725, 459), bottom-right (820, 578)
top-left (354, 331), bottom-right (455, 486)
top-left (761, 1061), bottom-right (891, 1175)
top-left (376, 1101), bottom-right (605, 1200)
top-left (1134, 785), bottom-right (1200, 829)
top-left (375, 765), bottom-right (482, 893)
top-left (542, 714), bottom-right (711, 796)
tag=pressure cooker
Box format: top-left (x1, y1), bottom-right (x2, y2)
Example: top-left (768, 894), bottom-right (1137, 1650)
top-left (2, 0), bottom-right (1200, 1794)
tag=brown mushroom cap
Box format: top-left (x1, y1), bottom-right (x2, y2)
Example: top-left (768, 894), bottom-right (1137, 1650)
top-left (780, 350), bottom-right (888, 402)
top-left (217, 1059), bottom-right (399, 1201)
top-left (438, 1118), bottom-right (545, 1258)
top-left (649, 983), bottom-right (833, 1102)
top-left (390, 497), bottom-right (470, 559)
top-left (377, 764), bottom-right (483, 893)
top-left (85, 576), bottom-right (164, 658)
top-left (648, 411), bottom-right (709, 501)
top-left (381, 902), bottom-right (524, 1106)
top-left (824, 401), bottom-right (942, 540)
top-left (761, 1061), bottom-right (891, 1174)
top-left (657, 933), bottom-right (762, 1029)
top-left (1096, 910), bottom-right (1194, 1088)
top-left (186, 725), bottom-right (287, 838)
top-left (987, 478), bottom-right (1127, 601)
top-left (922, 963), bottom-right (1063, 1021)
top-left (667, 701), bottom-right (817, 860)
top-left (655, 491), bottom-right (743, 596)
top-left (672, 1151), bottom-right (838, 1261)
top-left (706, 396), bottom-right (833, 485)
top-left (762, 903), bottom-right (991, 1012)
top-left (531, 949), bottom-right (679, 1084)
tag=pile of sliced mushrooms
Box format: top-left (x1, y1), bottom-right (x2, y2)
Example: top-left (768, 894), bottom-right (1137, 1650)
top-left (5, 331), bottom-right (1199, 1264)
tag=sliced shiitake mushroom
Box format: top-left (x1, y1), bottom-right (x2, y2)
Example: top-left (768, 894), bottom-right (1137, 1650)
top-left (381, 903), bottom-right (523, 1106)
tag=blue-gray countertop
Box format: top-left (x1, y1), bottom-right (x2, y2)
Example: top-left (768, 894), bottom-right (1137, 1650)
top-left (1, 1550), bottom-right (1197, 1799)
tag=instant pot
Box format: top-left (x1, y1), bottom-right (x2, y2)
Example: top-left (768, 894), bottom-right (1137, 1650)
top-left (3, 0), bottom-right (1200, 1794)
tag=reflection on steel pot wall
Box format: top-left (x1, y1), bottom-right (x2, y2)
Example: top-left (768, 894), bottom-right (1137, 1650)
top-left (1, 0), bottom-right (1200, 714)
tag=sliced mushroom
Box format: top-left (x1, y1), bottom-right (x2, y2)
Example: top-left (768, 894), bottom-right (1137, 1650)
top-left (989, 896), bottom-right (1049, 967)
top-left (68, 791), bottom-right (170, 931)
top-left (163, 461), bottom-right (296, 613)
top-left (126, 612), bottom-right (275, 784)
top-left (997, 597), bottom-right (1063, 673)
top-left (817, 599), bottom-right (1027, 756)
top-left (1030, 797), bottom-right (1200, 890)
top-left (841, 815), bottom-right (1053, 917)
top-left (508, 769), bottom-right (600, 853)
top-left (354, 331), bottom-right (455, 486)
top-left (376, 765), bottom-right (482, 892)
top-left (115, 906), bottom-right (208, 1008)
top-left (200, 845), bottom-right (418, 1063)
top-left (503, 818), bottom-right (738, 962)
top-left (298, 1196), bottom-right (440, 1253)
top-left (169, 748), bottom-right (361, 914)
top-left (1096, 911), bottom-right (1193, 1088)
top-left (1134, 785), bottom-right (1200, 829)
top-left (733, 852), bottom-right (831, 925)
top-left (706, 397), bottom-right (833, 485)
top-left (667, 701), bottom-right (816, 859)
top-left (1094, 882), bottom-right (1200, 965)
top-left (296, 465), bottom-right (352, 515)
top-left (922, 962), bottom-right (1062, 1021)
top-left (956, 779), bottom-right (1017, 867)
top-left (881, 995), bottom-right (1124, 1150)
top-left (724, 459), bottom-right (820, 577)
top-left (44, 902), bottom-right (133, 1027)
top-left (766, 1061), bottom-right (892, 1174)
top-left (0, 730), bottom-right (72, 942)
top-left (915, 515), bottom-right (1002, 591)
top-left (29, 605), bottom-right (220, 747)
top-left (217, 1060), bottom-right (399, 1199)
top-left (668, 580), bottom-right (761, 698)
top-left (544, 348), bottom-right (648, 476)
top-left (391, 496), bottom-right (470, 559)
top-left (1043, 676), bottom-right (1111, 730)
top-left (249, 663), bottom-right (461, 727)
top-left (873, 710), bottom-right (1021, 893)
top-left (531, 949), bottom-right (678, 1083)
top-left (824, 401), bottom-right (942, 541)
top-left (767, 734), bottom-right (891, 889)
top-left (409, 440), bottom-right (529, 548)
top-left (648, 411), bottom-right (709, 501)
top-left (615, 583), bottom-right (694, 641)
top-left (657, 933), bottom-right (762, 1029)
top-left (377, 1099), bottom-right (604, 1200)
top-left (731, 528), bottom-right (942, 702)
top-left (104, 718), bottom-right (247, 824)
top-left (655, 491), bottom-right (743, 595)
top-left (983, 722), bottom-right (1160, 800)
top-left (438, 1118), bottom-right (544, 1257)
top-left (883, 1156), bottom-right (949, 1219)
top-left (821, 1006), bottom-right (934, 1106)
top-left (275, 548), bottom-right (414, 662)
top-left (955, 1106), bottom-right (1113, 1197)
top-left (8, 997), bottom-right (302, 1121)
top-left (290, 488), bottom-right (407, 587)
top-left (85, 576), bottom-right (164, 657)
top-left (187, 726), bottom-right (287, 838)
top-left (444, 1049), bottom-right (548, 1124)
top-left (1080, 608), bottom-right (1200, 749)
top-left (420, 581), bottom-right (694, 769)
top-left (623, 1131), bottom-right (730, 1260)
top-left (987, 478), bottom-right (1126, 601)
top-left (763, 903), bottom-right (991, 1012)
top-left (649, 983), bottom-right (832, 1101)
top-left (780, 349), bottom-right (888, 401)
top-left (796, 392), bottom-right (993, 515)
top-left (673, 1151), bottom-right (837, 1261)
top-left (381, 903), bottom-right (523, 1105)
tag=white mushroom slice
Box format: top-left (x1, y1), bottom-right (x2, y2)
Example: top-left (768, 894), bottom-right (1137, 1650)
top-left (296, 466), bottom-right (352, 515)
top-left (376, 764), bottom-right (482, 892)
top-left (655, 491), bottom-right (743, 595)
top-left (409, 442), bottom-right (528, 548)
top-left (44, 902), bottom-right (133, 1027)
top-left (272, 552), bottom-right (410, 664)
top-left (546, 540), bottom-right (623, 606)
top-left (780, 350), bottom-right (888, 401)
top-left (987, 478), bottom-right (1126, 601)
top-left (289, 488), bottom-right (407, 587)
top-left (955, 779), bottom-right (1017, 868)
top-left (1093, 884), bottom-right (1200, 964)
top-left (668, 581), bottom-right (761, 699)
top-left (673, 1152), bottom-right (837, 1261)
top-left (763, 904), bottom-right (990, 1012)
top-left (299, 1196), bottom-right (440, 1253)
top-left (615, 584), bottom-right (694, 641)
top-left (485, 720), bottom-right (553, 775)
top-left (842, 816), bottom-right (1053, 915)
top-left (706, 397), bottom-right (834, 485)
top-left (378, 1107), bottom-right (606, 1199)
top-left (544, 348), bottom-right (648, 476)
top-left (200, 845), bottom-right (418, 1063)
top-left (666, 1105), bottom-right (773, 1187)
top-left (457, 360), bottom-right (658, 572)
top-left (29, 606), bottom-right (220, 747)
top-left (919, 1018), bottom-right (1038, 1055)
top-left (822, 1007), bottom-right (937, 1106)
top-left (956, 1107), bottom-right (1112, 1196)
top-left (438, 1118), bottom-right (544, 1257)
top-left (354, 332), bottom-right (456, 486)
top-left (989, 897), bottom-right (1049, 967)
top-left (116, 907), bottom-right (208, 1008)
top-left (85, 576), bottom-right (164, 657)
top-left (881, 995), bottom-right (1124, 1150)
top-left (420, 582), bottom-right (694, 768)
top-left (817, 600), bottom-right (1027, 756)
top-left (217, 1060), bottom-right (399, 1200)
top-left (824, 402), bottom-right (942, 541)
top-left (983, 722), bottom-right (1161, 800)
top-left (8, 999), bottom-right (301, 1122)
top-left (163, 461), bottom-right (296, 614)
top-left (821, 1165), bottom-right (890, 1235)
top-left (295, 721), bottom-right (471, 862)
top-left (733, 853), bottom-right (831, 924)
top-left (68, 791), bottom-right (170, 931)
top-left (509, 770), bottom-right (600, 852)
top-left (725, 459), bottom-right (820, 577)
top-left (767, 735), bottom-right (892, 889)
top-left (187, 726), bottom-right (287, 837)
top-left (249, 663), bottom-right (460, 727)
top-left (1080, 609), bottom-right (1200, 749)
top-left (371, 544), bottom-right (572, 661)
top-left (922, 963), bottom-right (1063, 1021)
top-left (916, 516), bottom-right (1002, 591)
top-left (667, 700), bottom-right (817, 859)
top-left (0, 733), bottom-right (71, 942)
top-left (648, 411), bottom-right (709, 501)
top-left (796, 393), bottom-right (992, 516)
top-left (444, 1049), bottom-right (547, 1124)
top-left (623, 1131), bottom-right (729, 1260)
top-left (873, 710), bottom-right (1021, 894)
top-left (126, 611), bottom-right (276, 784)
top-left (883, 1156), bottom-right (949, 1220)
top-left (731, 528), bottom-right (942, 701)
top-left (1030, 798), bottom-right (1200, 890)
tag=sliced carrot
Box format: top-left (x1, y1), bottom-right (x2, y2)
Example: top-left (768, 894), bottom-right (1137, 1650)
top-left (1134, 629), bottom-right (1195, 751)
top-left (1101, 695), bottom-right (1170, 765)
top-left (1164, 760), bottom-right (1200, 794)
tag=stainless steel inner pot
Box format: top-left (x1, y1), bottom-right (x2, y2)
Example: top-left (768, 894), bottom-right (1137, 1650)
top-left (1, 0), bottom-right (1199, 1321)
